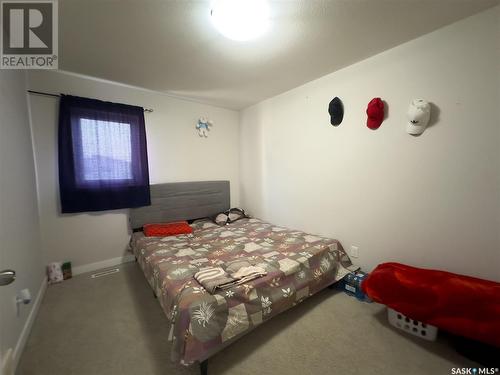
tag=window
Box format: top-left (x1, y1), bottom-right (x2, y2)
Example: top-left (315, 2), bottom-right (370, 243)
top-left (78, 119), bottom-right (133, 183)
top-left (58, 95), bottom-right (150, 213)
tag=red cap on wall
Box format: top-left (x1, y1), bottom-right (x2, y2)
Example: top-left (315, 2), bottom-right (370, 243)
top-left (366, 98), bottom-right (385, 129)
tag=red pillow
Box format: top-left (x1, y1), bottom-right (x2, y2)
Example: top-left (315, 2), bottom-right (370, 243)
top-left (143, 221), bottom-right (193, 237)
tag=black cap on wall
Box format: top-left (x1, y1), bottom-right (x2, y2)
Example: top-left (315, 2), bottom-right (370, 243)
top-left (328, 97), bottom-right (344, 126)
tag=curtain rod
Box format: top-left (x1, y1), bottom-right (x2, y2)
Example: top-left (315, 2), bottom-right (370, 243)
top-left (27, 90), bottom-right (154, 113)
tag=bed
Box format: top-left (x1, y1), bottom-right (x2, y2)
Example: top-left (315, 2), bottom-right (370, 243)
top-left (129, 181), bottom-right (354, 373)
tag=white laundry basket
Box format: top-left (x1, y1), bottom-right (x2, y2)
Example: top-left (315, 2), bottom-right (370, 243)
top-left (387, 308), bottom-right (438, 341)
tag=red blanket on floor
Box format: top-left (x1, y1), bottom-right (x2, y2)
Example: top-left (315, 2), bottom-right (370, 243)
top-left (362, 262), bottom-right (500, 347)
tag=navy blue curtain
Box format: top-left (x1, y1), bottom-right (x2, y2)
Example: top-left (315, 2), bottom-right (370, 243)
top-left (58, 95), bottom-right (150, 213)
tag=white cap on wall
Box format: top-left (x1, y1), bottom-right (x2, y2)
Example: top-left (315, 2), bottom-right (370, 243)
top-left (407, 99), bottom-right (431, 135)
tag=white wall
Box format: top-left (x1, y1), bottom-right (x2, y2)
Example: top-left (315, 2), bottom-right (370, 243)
top-left (240, 7), bottom-right (500, 281)
top-left (0, 71), bottom-right (45, 370)
top-left (27, 70), bottom-right (240, 271)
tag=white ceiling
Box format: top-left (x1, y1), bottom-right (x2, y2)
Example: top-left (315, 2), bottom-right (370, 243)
top-left (59, 0), bottom-right (499, 110)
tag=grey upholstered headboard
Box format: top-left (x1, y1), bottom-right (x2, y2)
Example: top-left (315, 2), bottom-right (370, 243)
top-left (129, 180), bottom-right (230, 230)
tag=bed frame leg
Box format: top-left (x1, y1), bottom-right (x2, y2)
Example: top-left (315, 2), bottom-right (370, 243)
top-left (200, 359), bottom-right (208, 375)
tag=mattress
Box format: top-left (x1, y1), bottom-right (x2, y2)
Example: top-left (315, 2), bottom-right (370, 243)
top-left (130, 218), bottom-right (353, 364)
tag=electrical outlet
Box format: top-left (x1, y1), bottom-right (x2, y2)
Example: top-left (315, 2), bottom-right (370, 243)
top-left (350, 245), bottom-right (359, 258)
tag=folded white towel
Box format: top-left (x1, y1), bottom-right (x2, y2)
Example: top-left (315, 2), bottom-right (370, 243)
top-left (231, 266), bottom-right (267, 279)
top-left (194, 265), bottom-right (267, 294)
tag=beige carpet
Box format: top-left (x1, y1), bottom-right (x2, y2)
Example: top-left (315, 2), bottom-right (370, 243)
top-left (17, 262), bottom-right (477, 375)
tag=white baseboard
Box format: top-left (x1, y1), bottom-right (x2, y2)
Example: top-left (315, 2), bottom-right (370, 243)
top-left (12, 276), bottom-right (48, 372)
top-left (72, 254), bottom-right (136, 276)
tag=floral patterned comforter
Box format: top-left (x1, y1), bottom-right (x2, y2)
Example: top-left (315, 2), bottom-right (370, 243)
top-left (130, 218), bottom-right (353, 364)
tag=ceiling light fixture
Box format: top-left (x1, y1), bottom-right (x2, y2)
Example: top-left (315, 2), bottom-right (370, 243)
top-left (210, 0), bottom-right (270, 41)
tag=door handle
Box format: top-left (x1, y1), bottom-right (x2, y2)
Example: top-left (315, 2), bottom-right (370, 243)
top-left (0, 270), bottom-right (16, 286)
